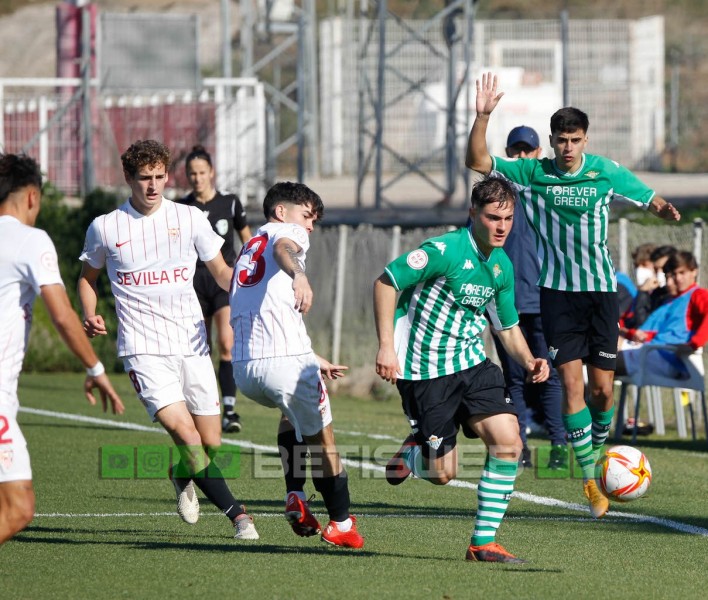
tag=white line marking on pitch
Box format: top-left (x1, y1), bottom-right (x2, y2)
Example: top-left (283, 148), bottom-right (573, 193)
top-left (20, 406), bottom-right (708, 537)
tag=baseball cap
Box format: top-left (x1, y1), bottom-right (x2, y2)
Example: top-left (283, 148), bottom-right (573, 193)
top-left (506, 126), bottom-right (540, 149)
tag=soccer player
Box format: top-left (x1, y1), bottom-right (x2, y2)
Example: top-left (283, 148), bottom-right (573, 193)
top-left (0, 153), bottom-right (124, 545)
top-left (230, 181), bottom-right (364, 549)
top-left (77, 139), bottom-right (258, 540)
top-left (179, 145), bottom-right (252, 434)
top-left (466, 72), bottom-right (681, 519)
top-left (374, 177), bottom-right (549, 564)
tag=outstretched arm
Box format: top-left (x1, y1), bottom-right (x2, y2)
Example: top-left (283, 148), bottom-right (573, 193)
top-left (41, 283), bottom-right (124, 414)
top-left (648, 194), bottom-right (681, 222)
top-left (495, 325), bottom-right (550, 383)
top-left (465, 72), bottom-right (504, 174)
top-left (273, 237), bottom-right (313, 314)
top-left (373, 274), bottom-right (402, 384)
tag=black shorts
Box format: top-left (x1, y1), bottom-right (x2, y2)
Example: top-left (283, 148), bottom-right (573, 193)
top-left (540, 288), bottom-right (618, 370)
top-left (396, 359), bottom-right (516, 459)
top-left (194, 266), bottom-right (229, 318)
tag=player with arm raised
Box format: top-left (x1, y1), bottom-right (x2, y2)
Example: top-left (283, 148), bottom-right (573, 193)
top-left (77, 139), bottom-right (258, 540)
top-left (231, 182), bottom-right (364, 549)
top-left (466, 72), bottom-right (681, 518)
top-left (0, 153), bottom-right (124, 545)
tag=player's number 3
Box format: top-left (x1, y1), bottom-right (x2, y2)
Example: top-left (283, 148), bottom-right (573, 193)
top-left (236, 234), bottom-right (268, 287)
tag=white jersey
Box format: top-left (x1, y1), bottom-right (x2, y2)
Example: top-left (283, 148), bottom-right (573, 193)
top-left (230, 222), bottom-right (312, 360)
top-left (80, 198), bottom-right (223, 357)
top-left (0, 216), bottom-right (64, 400)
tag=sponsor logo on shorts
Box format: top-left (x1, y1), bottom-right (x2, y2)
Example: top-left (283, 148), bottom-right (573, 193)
top-left (568, 427), bottom-right (585, 441)
top-left (426, 435), bottom-right (443, 450)
top-left (598, 351), bottom-right (616, 359)
top-left (407, 249), bottom-right (428, 270)
top-left (548, 346), bottom-right (559, 360)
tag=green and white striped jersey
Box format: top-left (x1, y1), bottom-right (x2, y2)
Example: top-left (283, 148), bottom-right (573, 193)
top-left (491, 153), bottom-right (655, 292)
top-left (384, 227), bottom-right (518, 381)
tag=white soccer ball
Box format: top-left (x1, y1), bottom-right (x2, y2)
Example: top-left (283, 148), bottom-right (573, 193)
top-left (597, 445), bottom-right (652, 502)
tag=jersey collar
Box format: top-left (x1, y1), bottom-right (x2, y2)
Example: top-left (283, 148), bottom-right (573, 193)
top-left (466, 223), bottom-right (491, 262)
top-left (551, 153), bottom-right (586, 178)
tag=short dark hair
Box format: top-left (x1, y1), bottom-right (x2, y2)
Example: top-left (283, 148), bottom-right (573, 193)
top-left (649, 245), bottom-right (677, 263)
top-left (121, 140), bottom-right (171, 177)
top-left (0, 153), bottom-right (42, 204)
top-left (470, 176), bottom-right (516, 210)
top-left (263, 181), bottom-right (324, 220)
top-left (185, 145), bottom-right (213, 170)
top-left (663, 251), bottom-right (698, 274)
top-left (550, 107), bottom-right (589, 135)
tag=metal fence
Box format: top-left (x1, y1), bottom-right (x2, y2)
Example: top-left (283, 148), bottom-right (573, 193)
top-left (0, 77), bottom-right (266, 202)
top-left (280, 219), bottom-right (706, 372)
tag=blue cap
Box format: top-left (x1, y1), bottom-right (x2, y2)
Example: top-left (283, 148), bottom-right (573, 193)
top-left (506, 126), bottom-right (540, 148)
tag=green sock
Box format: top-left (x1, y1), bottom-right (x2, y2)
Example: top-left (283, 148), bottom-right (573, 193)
top-left (562, 407), bottom-right (596, 481)
top-left (589, 405), bottom-right (615, 457)
top-left (471, 455), bottom-right (518, 547)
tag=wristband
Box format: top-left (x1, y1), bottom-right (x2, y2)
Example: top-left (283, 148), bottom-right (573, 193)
top-left (86, 361), bottom-right (105, 377)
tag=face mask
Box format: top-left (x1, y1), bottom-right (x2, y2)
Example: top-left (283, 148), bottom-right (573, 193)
top-left (656, 271), bottom-right (667, 287)
top-left (635, 266), bottom-right (655, 286)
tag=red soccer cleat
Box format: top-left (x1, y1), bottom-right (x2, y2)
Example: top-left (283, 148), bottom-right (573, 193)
top-left (285, 492), bottom-right (321, 537)
top-left (466, 542), bottom-right (527, 564)
top-left (321, 515), bottom-right (364, 549)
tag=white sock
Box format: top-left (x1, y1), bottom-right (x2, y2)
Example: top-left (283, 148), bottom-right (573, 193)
top-left (333, 517), bottom-right (352, 532)
top-left (285, 490), bottom-right (307, 502)
top-left (223, 396), bottom-right (236, 410)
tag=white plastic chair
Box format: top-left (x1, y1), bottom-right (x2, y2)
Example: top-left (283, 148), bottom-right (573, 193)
top-left (614, 344), bottom-right (707, 443)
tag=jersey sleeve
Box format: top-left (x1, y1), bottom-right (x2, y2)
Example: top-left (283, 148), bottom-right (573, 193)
top-left (26, 229), bottom-right (64, 292)
top-left (79, 217), bottom-right (107, 268)
top-left (688, 288), bottom-right (708, 349)
top-left (384, 238), bottom-right (450, 291)
top-left (271, 223), bottom-right (310, 254)
top-left (486, 252), bottom-right (519, 330)
top-left (491, 155), bottom-right (536, 187)
top-left (192, 207), bottom-right (225, 262)
top-left (606, 160), bottom-right (656, 208)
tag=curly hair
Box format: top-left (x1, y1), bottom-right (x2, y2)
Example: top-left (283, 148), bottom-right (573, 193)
top-left (121, 140), bottom-right (171, 177)
top-left (263, 181), bottom-right (324, 220)
top-left (0, 153), bottom-right (42, 204)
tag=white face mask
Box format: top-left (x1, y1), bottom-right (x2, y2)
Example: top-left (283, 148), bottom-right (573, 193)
top-left (656, 270), bottom-right (667, 287)
top-left (635, 266), bottom-right (655, 287)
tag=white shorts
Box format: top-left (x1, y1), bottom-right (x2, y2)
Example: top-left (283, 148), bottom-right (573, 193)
top-left (0, 395), bottom-right (32, 482)
top-left (621, 346), bottom-right (684, 380)
top-left (233, 353), bottom-right (332, 441)
top-left (123, 354), bottom-right (221, 421)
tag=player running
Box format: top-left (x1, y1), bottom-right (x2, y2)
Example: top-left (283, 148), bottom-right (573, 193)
top-left (230, 182), bottom-right (364, 549)
top-left (78, 139), bottom-right (258, 540)
top-left (374, 177), bottom-right (549, 563)
top-left (0, 153), bottom-right (124, 545)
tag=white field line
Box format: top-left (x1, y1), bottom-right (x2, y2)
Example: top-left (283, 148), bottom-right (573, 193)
top-left (20, 406), bottom-right (708, 537)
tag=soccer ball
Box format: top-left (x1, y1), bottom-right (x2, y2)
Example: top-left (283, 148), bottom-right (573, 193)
top-left (597, 445), bottom-right (652, 502)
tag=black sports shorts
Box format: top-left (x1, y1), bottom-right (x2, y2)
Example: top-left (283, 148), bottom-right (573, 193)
top-left (539, 287), bottom-right (618, 371)
top-left (194, 266), bottom-right (229, 318)
top-left (396, 359), bottom-right (516, 459)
